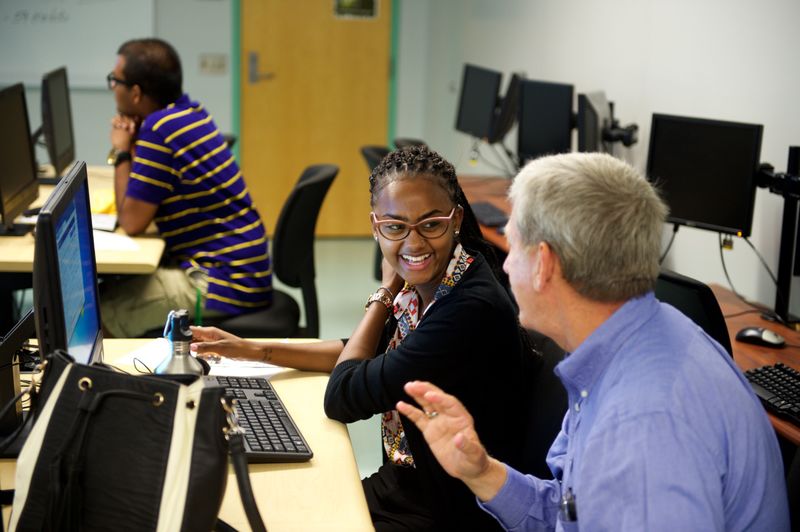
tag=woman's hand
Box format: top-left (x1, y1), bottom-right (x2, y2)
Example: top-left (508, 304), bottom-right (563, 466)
top-left (189, 326), bottom-right (262, 361)
top-left (380, 257), bottom-right (404, 297)
top-left (397, 381), bottom-right (507, 501)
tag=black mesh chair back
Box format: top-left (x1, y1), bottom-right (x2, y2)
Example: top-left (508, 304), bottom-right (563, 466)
top-left (521, 330), bottom-right (568, 479)
top-left (143, 164), bottom-right (339, 340)
top-left (360, 145), bottom-right (390, 171)
top-left (654, 269), bottom-right (733, 356)
top-left (393, 137), bottom-right (427, 149)
top-left (269, 164), bottom-right (337, 337)
top-left (360, 146), bottom-right (391, 281)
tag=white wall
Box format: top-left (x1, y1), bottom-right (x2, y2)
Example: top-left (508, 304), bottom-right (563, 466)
top-left (396, 0), bottom-right (800, 312)
top-left (24, 0), bottom-right (234, 167)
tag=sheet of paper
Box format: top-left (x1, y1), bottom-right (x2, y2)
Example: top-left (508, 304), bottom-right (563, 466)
top-left (92, 230), bottom-right (140, 251)
top-left (91, 213), bottom-right (118, 232)
top-left (116, 337), bottom-right (171, 370)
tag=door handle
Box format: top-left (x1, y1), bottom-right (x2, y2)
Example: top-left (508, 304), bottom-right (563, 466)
top-left (248, 51), bottom-right (275, 84)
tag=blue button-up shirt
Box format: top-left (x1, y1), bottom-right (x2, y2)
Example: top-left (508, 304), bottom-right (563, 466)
top-left (481, 293), bottom-right (789, 531)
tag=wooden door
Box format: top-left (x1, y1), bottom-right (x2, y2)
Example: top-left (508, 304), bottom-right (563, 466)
top-left (241, 0), bottom-right (391, 236)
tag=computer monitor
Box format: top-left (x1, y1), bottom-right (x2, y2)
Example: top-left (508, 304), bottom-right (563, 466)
top-left (488, 72), bottom-right (522, 144)
top-left (517, 79), bottom-right (574, 165)
top-left (455, 64), bottom-right (502, 140)
top-left (577, 91), bottom-right (611, 153)
top-left (33, 161), bottom-right (104, 364)
top-left (39, 67), bottom-right (76, 178)
top-left (646, 113), bottom-right (763, 237)
top-left (0, 84), bottom-right (39, 236)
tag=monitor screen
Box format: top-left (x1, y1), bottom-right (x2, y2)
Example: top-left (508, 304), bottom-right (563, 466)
top-left (41, 67), bottom-right (76, 177)
top-left (0, 84), bottom-right (39, 234)
top-left (33, 162), bottom-right (103, 364)
top-left (488, 73), bottom-right (522, 144)
top-left (646, 113), bottom-right (763, 237)
top-left (517, 79), bottom-right (574, 164)
top-left (577, 91), bottom-right (611, 153)
top-left (455, 64), bottom-right (502, 140)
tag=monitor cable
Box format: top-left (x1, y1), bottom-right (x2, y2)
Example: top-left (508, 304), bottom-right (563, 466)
top-left (470, 140), bottom-right (514, 176)
top-left (659, 224), bottom-right (679, 264)
top-left (718, 233), bottom-right (793, 327)
top-left (490, 143), bottom-right (517, 177)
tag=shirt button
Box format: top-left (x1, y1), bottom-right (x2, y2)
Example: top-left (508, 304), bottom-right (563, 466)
top-left (580, 390), bottom-right (588, 398)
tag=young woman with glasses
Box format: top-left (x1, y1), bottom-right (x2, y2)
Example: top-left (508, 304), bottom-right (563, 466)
top-left (192, 145), bottom-right (535, 530)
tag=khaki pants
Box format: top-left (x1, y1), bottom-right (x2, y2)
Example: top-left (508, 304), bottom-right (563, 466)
top-left (100, 267), bottom-right (225, 338)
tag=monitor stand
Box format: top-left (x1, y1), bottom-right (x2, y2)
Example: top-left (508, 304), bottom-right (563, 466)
top-left (38, 176), bottom-right (60, 186)
top-left (0, 222), bottom-right (34, 237)
top-left (0, 309), bottom-right (35, 438)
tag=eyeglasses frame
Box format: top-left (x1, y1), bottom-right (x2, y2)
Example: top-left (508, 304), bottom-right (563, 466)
top-left (370, 206), bottom-right (461, 241)
top-left (106, 72), bottom-right (135, 90)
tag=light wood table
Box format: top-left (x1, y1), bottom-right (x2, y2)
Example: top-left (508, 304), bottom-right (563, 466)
top-left (0, 339), bottom-right (373, 531)
top-left (0, 166), bottom-right (165, 275)
top-left (0, 166), bottom-right (165, 333)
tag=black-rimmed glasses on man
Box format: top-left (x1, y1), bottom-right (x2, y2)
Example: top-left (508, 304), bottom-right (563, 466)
top-left (106, 73), bottom-right (133, 90)
top-left (371, 207), bottom-right (459, 241)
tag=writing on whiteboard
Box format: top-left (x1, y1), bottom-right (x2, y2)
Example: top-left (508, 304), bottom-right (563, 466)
top-left (3, 8), bottom-right (69, 25)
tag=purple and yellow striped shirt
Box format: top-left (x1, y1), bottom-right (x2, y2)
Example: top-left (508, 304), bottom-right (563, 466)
top-left (126, 94), bottom-right (272, 314)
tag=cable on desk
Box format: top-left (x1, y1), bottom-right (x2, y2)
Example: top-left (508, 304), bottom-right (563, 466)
top-left (718, 234), bottom-right (794, 328)
top-left (659, 224), bottom-right (679, 264)
top-left (724, 309), bottom-right (764, 319)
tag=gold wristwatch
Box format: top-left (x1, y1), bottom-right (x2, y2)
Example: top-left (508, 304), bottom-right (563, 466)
top-left (107, 148), bottom-right (132, 167)
top-left (365, 289), bottom-right (393, 312)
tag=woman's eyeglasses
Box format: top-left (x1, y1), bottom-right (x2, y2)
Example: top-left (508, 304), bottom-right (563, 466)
top-left (371, 207), bottom-right (459, 241)
top-left (106, 73), bottom-right (134, 90)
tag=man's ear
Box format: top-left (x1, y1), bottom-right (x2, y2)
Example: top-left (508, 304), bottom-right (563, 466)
top-left (131, 84), bottom-right (143, 105)
top-left (533, 242), bottom-right (556, 291)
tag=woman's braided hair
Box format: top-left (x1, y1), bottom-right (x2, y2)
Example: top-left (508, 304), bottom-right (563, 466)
top-left (369, 145), bottom-right (502, 280)
top-left (369, 145), bottom-right (540, 361)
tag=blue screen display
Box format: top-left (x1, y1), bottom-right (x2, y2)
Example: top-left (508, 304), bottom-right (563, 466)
top-left (54, 180), bottom-right (100, 364)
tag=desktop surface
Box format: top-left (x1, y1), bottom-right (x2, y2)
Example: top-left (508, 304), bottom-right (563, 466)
top-left (0, 338), bottom-right (372, 531)
top-left (0, 166), bottom-right (164, 274)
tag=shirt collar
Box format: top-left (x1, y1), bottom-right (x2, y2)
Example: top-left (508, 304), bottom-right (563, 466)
top-left (555, 292), bottom-right (659, 396)
top-left (168, 93), bottom-right (192, 109)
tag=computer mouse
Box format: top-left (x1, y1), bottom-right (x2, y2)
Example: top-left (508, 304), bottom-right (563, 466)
top-left (735, 326), bottom-right (786, 348)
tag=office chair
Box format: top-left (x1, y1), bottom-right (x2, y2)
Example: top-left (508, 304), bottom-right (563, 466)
top-left (654, 269), bottom-right (733, 356)
top-left (216, 164), bottom-right (337, 338)
top-left (142, 164), bottom-right (338, 339)
top-left (521, 329), bottom-right (568, 479)
top-left (393, 137), bottom-right (427, 150)
top-left (222, 133), bottom-right (237, 149)
top-left (360, 146), bottom-right (391, 281)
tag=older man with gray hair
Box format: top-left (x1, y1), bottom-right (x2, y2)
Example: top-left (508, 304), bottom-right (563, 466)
top-left (398, 152), bottom-right (789, 531)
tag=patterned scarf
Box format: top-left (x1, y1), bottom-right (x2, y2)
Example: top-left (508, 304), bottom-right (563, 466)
top-left (381, 244), bottom-right (474, 466)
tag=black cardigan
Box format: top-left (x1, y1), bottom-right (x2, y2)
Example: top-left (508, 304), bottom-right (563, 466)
top-left (325, 253), bottom-right (529, 530)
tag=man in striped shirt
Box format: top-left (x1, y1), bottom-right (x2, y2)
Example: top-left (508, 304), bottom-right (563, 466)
top-left (102, 38), bottom-right (272, 337)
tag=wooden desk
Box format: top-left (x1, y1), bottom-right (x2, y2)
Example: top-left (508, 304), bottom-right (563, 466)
top-left (0, 166), bottom-right (165, 333)
top-left (0, 339), bottom-right (373, 531)
top-left (0, 166), bottom-right (165, 275)
top-left (711, 284), bottom-right (800, 445)
top-left (459, 175), bottom-right (510, 253)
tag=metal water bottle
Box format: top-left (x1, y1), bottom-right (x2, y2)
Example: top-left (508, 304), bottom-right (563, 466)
top-left (155, 309), bottom-right (204, 375)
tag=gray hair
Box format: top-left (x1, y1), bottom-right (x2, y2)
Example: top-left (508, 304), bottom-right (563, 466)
top-left (509, 152), bottom-right (668, 301)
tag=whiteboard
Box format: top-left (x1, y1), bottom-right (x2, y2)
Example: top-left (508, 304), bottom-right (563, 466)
top-left (0, 0), bottom-right (155, 89)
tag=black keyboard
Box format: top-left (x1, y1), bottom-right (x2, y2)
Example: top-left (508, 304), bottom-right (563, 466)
top-left (470, 201), bottom-right (509, 227)
top-left (206, 375), bottom-right (313, 463)
top-left (745, 363), bottom-right (800, 426)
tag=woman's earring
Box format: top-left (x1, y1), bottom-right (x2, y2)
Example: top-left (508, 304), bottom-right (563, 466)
top-left (454, 229), bottom-right (460, 237)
